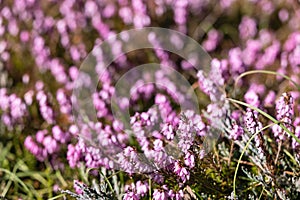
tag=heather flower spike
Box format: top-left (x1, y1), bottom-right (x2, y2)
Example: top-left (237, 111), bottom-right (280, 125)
top-left (272, 92), bottom-right (294, 141)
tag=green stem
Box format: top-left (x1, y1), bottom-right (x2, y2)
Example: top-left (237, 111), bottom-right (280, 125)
top-left (233, 123), bottom-right (275, 198)
top-left (234, 70), bottom-right (300, 91)
top-left (149, 178), bottom-right (152, 200)
top-left (55, 170), bottom-right (68, 187)
top-left (283, 149), bottom-right (298, 166)
top-left (98, 170), bottom-right (114, 194)
top-left (48, 194), bottom-right (66, 200)
top-left (258, 186), bottom-right (265, 200)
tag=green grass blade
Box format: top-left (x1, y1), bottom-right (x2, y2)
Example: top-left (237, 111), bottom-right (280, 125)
top-left (232, 123), bottom-right (275, 198)
top-left (0, 168), bottom-right (31, 196)
top-left (234, 70), bottom-right (300, 91)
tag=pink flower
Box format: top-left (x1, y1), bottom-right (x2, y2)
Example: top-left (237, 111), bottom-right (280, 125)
top-left (272, 93), bottom-right (294, 141)
top-left (239, 16), bottom-right (257, 39)
top-left (153, 189), bottom-right (168, 200)
top-left (174, 161), bottom-right (190, 182)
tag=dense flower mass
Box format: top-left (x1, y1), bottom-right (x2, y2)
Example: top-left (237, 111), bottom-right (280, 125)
top-left (1, 0), bottom-right (300, 199)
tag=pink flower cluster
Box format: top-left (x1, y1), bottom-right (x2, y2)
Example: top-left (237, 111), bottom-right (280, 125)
top-left (0, 88), bottom-right (27, 130)
top-left (1, 0), bottom-right (300, 199)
